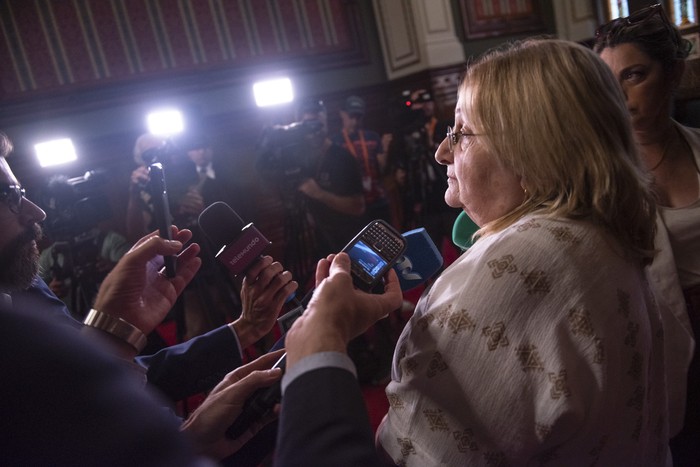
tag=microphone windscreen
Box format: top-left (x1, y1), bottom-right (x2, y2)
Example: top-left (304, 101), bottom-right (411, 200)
top-left (198, 202), bottom-right (245, 250)
top-left (394, 228), bottom-right (443, 291)
top-left (452, 211), bottom-right (478, 250)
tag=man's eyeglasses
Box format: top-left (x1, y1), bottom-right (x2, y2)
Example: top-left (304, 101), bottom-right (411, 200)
top-left (595, 3), bottom-right (666, 39)
top-left (0, 184), bottom-right (25, 214)
top-left (446, 126), bottom-right (478, 153)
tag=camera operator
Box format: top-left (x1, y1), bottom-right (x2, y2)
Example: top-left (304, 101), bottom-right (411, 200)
top-left (38, 174), bottom-right (131, 320)
top-left (331, 95), bottom-right (392, 223)
top-left (126, 133), bottom-right (202, 242)
top-left (256, 100), bottom-right (402, 385)
top-left (125, 132), bottom-right (244, 340)
top-left (385, 90), bottom-right (459, 251)
top-left (256, 99), bottom-right (365, 286)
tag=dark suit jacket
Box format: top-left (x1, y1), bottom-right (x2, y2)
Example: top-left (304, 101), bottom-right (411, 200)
top-left (12, 277), bottom-right (243, 402)
top-left (137, 325), bottom-right (242, 401)
top-left (275, 367), bottom-right (382, 467)
top-left (0, 307), bottom-right (207, 466)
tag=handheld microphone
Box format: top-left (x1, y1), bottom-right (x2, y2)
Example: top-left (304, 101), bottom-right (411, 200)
top-left (148, 163), bottom-right (176, 277)
top-left (393, 228), bottom-right (444, 291)
top-left (198, 202), bottom-right (272, 276)
top-left (198, 202), bottom-right (296, 439)
top-left (225, 226), bottom-right (444, 440)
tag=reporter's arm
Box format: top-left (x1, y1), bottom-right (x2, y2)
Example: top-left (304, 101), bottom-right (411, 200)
top-left (277, 359), bottom-right (381, 467)
top-left (276, 254), bottom-right (401, 466)
top-left (136, 326), bottom-right (244, 402)
top-left (297, 179), bottom-right (365, 216)
top-left (139, 255), bottom-right (297, 401)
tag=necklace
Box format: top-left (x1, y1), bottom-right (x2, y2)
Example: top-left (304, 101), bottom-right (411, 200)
top-left (650, 133), bottom-right (672, 171)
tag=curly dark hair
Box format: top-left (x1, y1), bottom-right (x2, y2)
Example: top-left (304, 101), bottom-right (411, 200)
top-left (593, 6), bottom-right (692, 72)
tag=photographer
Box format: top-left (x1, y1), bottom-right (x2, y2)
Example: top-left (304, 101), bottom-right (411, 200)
top-left (125, 132), bottom-right (243, 339)
top-left (38, 174), bottom-right (131, 320)
top-left (126, 133), bottom-right (203, 242)
top-left (256, 99), bottom-right (365, 286)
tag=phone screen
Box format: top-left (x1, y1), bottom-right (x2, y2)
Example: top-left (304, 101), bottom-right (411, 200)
top-left (347, 239), bottom-right (388, 279)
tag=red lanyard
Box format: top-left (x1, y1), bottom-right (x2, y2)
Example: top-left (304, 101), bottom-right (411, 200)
top-left (342, 129), bottom-right (371, 174)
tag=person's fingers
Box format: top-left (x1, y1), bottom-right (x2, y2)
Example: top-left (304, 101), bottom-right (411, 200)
top-left (220, 369), bottom-right (282, 408)
top-left (271, 279), bottom-right (299, 307)
top-left (171, 226), bottom-right (193, 244)
top-left (328, 252), bottom-right (351, 277)
top-left (176, 242), bottom-right (201, 264)
top-left (383, 268), bottom-right (401, 294)
top-left (244, 256), bottom-right (273, 282)
top-left (130, 229), bottom-right (161, 250)
top-left (126, 235), bottom-right (183, 266)
top-left (215, 349), bottom-right (285, 391)
top-left (253, 262), bottom-right (284, 289)
top-left (170, 255), bottom-right (202, 296)
top-left (315, 257), bottom-right (332, 287)
top-left (218, 369), bottom-right (283, 443)
top-left (265, 269), bottom-right (293, 294)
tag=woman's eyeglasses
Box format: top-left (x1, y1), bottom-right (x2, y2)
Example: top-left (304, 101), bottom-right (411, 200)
top-left (595, 3), bottom-right (667, 39)
top-left (446, 126), bottom-right (479, 153)
top-left (0, 184), bottom-right (25, 213)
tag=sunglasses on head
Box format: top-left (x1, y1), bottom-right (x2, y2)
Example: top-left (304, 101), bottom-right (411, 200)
top-left (0, 184), bottom-right (25, 214)
top-left (595, 3), bottom-right (667, 39)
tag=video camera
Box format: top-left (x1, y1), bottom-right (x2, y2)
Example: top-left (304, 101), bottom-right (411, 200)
top-left (393, 90), bottom-right (432, 138)
top-left (41, 171), bottom-right (113, 293)
top-left (43, 171), bottom-right (112, 241)
top-left (256, 119), bottom-right (323, 190)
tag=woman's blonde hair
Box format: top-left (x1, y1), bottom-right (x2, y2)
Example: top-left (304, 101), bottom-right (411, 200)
top-left (463, 38), bottom-right (656, 264)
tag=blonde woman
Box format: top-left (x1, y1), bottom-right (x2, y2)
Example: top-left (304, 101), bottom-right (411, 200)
top-left (279, 39), bottom-right (669, 466)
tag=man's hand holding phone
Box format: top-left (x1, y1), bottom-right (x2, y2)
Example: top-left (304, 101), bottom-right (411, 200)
top-left (341, 219), bottom-right (406, 292)
top-left (285, 252), bottom-right (403, 368)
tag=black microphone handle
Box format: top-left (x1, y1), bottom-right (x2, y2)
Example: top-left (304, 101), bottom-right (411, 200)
top-left (226, 354), bottom-right (287, 439)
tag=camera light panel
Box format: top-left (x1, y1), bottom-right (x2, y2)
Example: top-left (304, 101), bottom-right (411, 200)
top-left (35, 138), bottom-right (78, 168)
top-left (147, 109), bottom-right (184, 137)
top-left (253, 77), bottom-right (293, 108)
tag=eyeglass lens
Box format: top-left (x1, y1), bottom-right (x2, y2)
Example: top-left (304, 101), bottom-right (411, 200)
top-left (446, 126), bottom-right (456, 152)
top-left (0, 185), bottom-right (24, 213)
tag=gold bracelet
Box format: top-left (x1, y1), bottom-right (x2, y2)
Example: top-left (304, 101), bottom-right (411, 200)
top-left (83, 309), bottom-right (147, 353)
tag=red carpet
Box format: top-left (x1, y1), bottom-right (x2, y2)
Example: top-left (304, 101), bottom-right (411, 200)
top-left (362, 384), bottom-right (390, 433)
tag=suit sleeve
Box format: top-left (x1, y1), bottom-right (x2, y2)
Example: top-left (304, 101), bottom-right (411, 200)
top-left (136, 325), bottom-right (243, 402)
top-left (0, 308), bottom-right (207, 467)
top-left (275, 367), bottom-right (382, 467)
